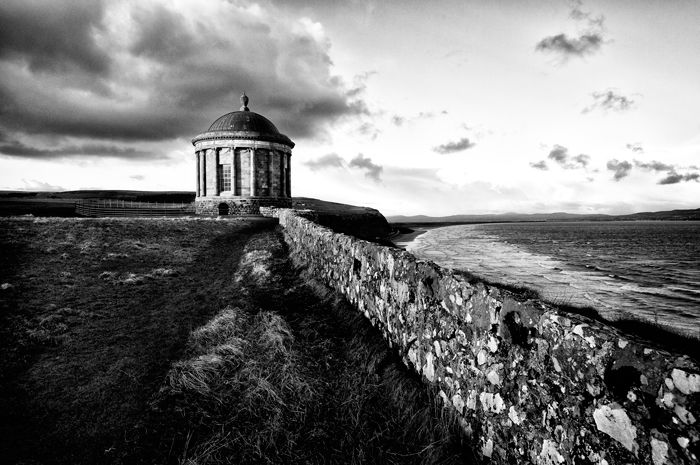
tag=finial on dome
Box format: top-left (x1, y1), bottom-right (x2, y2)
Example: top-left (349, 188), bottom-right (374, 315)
top-left (240, 92), bottom-right (249, 111)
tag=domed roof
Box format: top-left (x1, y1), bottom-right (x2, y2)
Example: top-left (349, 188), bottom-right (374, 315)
top-left (192, 93), bottom-right (294, 148)
top-left (207, 111), bottom-right (281, 134)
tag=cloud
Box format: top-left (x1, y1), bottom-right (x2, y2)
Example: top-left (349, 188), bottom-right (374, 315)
top-left (535, 33), bottom-right (603, 58)
top-left (548, 145), bottom-right (568, 163)
top-left (0, 0), bottom-right (110, 75)
top-left (349, 154), bottom-right (382, 181)
top-left (356, 121), bottom-right (380, 140)
top-left (303, 153), bottom-right (345, 171)
top-left (603, 158), bottom-right (699, 184)
top-left (568, 0), bottom-right (605, 28)
top-left (572, 154), bottom-right (591, 168)
top-left (434, 137), bottom-right (476, 154)
top-left (606, 159), bottom-right (633, 181)
top-left (0, 139), bottom-right (159, 160)
top-left (19, 179), bottom-right (66, 191)
top-left (0, 0), bottom-right (366, 150)
top-left (658, 172), bottom-right (700, 185)
top-left (391, 115), bottom-right (405, 126)
top-left (304, 152), bottom-right (383, 181)
top-left (545, 145), bottom-right (589, 169)
top-left (129, 174), bottom-right (145, 181)
top-left (530, 160), bottom-right (548, 170)
top-left (634, 160), bottom-right (674, 172)
top-left (582, 90), bottom-right (636, 113)
top-left (626, 143), bottom-right (643, 153)
top-left (390, 111), bottom-right (443, 127)
top-left (536, 1), bottom-right (606, 61)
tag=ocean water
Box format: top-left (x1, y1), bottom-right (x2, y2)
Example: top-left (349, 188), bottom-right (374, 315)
top-left (407, 221), bottom-right (700, 339)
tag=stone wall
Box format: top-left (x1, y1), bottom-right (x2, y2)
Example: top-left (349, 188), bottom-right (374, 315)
top-left (268, 208), bottom-right (699, 465)
top-left (195, 197), bottom-right (291, 215)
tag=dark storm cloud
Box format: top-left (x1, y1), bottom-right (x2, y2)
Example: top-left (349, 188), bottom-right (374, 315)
top-left (349, 154), bottom-right (383, 181)
top-left (530, 161), bottom-right (548, 170)
top-left (128, 4), bottom-right (200, 61)
top-left (535, 33), bottom-right (603, 58)
top-left (304, 153), bottom-right (345, 170)
top-left (658, 172), bottom-right (700, 185)
top-left (582, 90), bottom-right (636, 113)
top-left (606, 159), bottom-right (633, 181)
top-left (0, 0), bottom-right (366, 153)
top-left (434, 137), bottom-right (476, 154)
top-left (0, 0), bottom-right (109, 75)
top-left (0, 138), bottom-right (159, 160)
top-left (546, 145), bottom-right (589, 169)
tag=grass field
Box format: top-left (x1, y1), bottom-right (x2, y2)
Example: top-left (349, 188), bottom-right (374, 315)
top-left (0, 217), bottom-right (472, 464)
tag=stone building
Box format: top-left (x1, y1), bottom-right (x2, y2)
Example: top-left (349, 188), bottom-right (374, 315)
top-left (192, 94), bottom-right (294, 215)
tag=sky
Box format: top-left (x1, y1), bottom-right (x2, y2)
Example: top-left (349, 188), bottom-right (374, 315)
top-left (1, 0), bottom-right (699, 216)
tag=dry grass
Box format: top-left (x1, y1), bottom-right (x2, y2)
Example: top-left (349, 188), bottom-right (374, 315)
top-left (153, 229), bottom-right (474, 465)
top-left (1, 217), bottom-right (474, 464)
top-left (0, 217), bottom-right (276, 464)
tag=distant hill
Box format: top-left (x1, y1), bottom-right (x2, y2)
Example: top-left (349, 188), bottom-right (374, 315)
top-left (0, 190), bottom-right (195, 202)
top-left (388, 208), bottom-right (700, 224)
top-left (293, 197), bottom-right (391, 241)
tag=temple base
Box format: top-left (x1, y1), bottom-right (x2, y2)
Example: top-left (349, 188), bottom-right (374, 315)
top-left (195, 196), bottom-right (292, 216)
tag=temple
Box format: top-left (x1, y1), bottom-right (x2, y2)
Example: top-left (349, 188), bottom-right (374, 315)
top-left (191, 93), bottom-right (294, 215)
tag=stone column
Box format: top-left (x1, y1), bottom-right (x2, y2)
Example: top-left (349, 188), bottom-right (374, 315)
top-left (280, 152), bottom-right (286, 198)
top-left (196, 151), bottom-right (200, 197)
top-left (230, 146), bottom-right (236, 196)
top-left (205, 148), bottom-right (217, 196)
top-left (200, 150), bottom-right (207, 197)
top-left (267, 150), bottom-right (273, 197)
top-left (286, 153), bottom-right (291, 198)
top-left (214, 148), bottom-right (219, 195)
top-left (250, 148), bottom-right (256, 197)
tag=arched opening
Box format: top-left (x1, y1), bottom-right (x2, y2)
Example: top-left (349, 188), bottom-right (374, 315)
top-left (217, 203), bottom-right (229, 216)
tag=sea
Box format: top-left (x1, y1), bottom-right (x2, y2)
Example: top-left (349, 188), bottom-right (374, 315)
top-left (405, 221), bottom-right (700, 340)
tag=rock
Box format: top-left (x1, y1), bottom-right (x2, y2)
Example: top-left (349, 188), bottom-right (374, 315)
top-left (593, 404), bottom-right (638, 454)
top-left (423, 351), bottom-right (435, 382)
top-left (482, 439), bottom-right (493, 458)
top-left (670, 368), bottom-right (700, 395)
top-left (452, 394), bottom-right (465, 414)
top-left (538, 439), bottom-right (564, 465)
top-left (480, 392), bottom-right (505, 414)
top-left (651, 438), bottom-right (668, 465)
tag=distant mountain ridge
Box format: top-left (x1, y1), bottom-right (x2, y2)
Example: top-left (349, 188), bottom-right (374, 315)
top-left (388, 208), bottom-right (700, 223)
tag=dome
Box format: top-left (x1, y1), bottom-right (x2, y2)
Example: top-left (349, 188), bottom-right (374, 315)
top-left (192, 94), bottom-right (294, 148)
top-left (208, 111), bottom-right (280, 134)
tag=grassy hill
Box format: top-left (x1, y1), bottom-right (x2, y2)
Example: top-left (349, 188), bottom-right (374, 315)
top-left (0, 217), bottom-right (470, 464)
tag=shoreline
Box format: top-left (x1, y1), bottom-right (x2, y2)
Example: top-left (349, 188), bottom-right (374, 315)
top-left (391, 226), bottom-right (435, 249)
top-left (401, 221), bottom-right (700, 349)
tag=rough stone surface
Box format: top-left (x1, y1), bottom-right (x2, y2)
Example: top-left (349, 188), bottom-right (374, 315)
top-left (266, 208), bottom-right (700, 465)
top-left (196, 197), bottom-right (291, 215)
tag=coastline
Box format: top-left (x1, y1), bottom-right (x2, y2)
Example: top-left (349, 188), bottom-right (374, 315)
top-left (401, 221), bottom-right (700, 346)
top-left (390, 225), bottom-right (441, 249)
